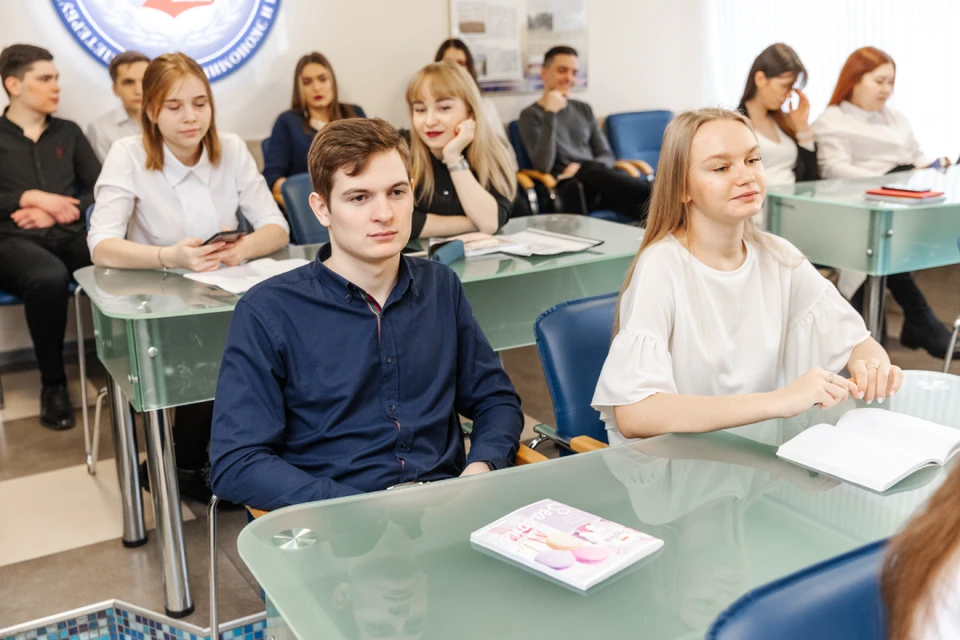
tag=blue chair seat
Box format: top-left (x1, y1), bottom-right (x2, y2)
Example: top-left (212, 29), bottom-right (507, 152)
top-left (707, 539), bottom-right (887, 639)
top-left (605, 110), bottom-right (673, 171)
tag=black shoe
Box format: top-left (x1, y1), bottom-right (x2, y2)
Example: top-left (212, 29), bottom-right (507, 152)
top-left (40, 384), bottom-right (75, 430)
top-left (177, 462), bottom-right (213, 503)
top-left (138, 460), bottom-right (150, 492)
top-left (900, 316), bottom-right (960, 359)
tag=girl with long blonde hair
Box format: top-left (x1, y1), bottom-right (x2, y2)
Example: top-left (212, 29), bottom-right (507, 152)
top-left (592, 108), bottom-right (902, 444)
top-left (405, 62), bottom-right (517, 238)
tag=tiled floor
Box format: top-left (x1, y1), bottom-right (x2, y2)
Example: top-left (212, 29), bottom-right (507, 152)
top-left (0, 265), bottom-right (957, 630)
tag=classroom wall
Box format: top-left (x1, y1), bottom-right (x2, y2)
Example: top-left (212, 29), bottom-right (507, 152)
top-left (0, 0), bottom-right (705, 356)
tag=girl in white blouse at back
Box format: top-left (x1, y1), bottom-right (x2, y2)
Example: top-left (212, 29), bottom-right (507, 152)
top-left (592, 108), bottom-right (903, 444)
top-left (88, 52), bottom-right (289, 272)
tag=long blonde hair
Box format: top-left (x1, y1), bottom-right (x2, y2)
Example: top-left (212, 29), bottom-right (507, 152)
top-left (405, 62), bottom-right (517, 206)
top-left (613, 107), bottom-right (781, 334)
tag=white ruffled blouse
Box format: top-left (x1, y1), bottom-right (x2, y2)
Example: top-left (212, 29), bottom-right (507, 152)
top-left (592, 234), bottom-right (870, 445)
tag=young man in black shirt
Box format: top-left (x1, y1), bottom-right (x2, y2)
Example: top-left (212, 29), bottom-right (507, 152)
top-left (0, 44), bottom-right (101, 429)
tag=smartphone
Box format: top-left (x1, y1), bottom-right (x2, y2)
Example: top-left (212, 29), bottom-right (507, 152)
top-left (881, 184), bottom-right (932, 193)
top-left (202, 230), bottom-right (245, 246)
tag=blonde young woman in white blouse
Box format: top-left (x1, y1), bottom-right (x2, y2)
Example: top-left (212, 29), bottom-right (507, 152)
top-left (811, 46), bottom-right (957, 360)
top-left (592, 108), bottom-right (903, 444)
top-left (86, 53), bottom-right (288, 503)
top-left (89, 52), bottom-right (288, 271)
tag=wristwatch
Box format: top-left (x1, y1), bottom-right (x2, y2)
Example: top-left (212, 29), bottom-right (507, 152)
top-left (446, 155), bottom-right (470, 172)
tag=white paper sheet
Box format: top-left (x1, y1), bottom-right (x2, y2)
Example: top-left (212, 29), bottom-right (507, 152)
top-left (183, 258), bottom-right (310, 294)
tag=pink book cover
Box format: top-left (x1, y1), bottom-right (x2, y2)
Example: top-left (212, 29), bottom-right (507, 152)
top-left (470, 499), bottom-right (663, 591)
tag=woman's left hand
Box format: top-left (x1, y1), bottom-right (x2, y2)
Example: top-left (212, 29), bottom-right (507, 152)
top-left (788, 88), bottom-right (811, 132)
top-left (211, 236), bottom-right (250, 267)
top-left (848, 358), bottom-right (904, 404)
top-left (442, 118), bottom-right (476, 164)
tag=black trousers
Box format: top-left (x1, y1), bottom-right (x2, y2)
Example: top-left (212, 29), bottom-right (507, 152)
top-left (172, 400), bottom-right (214, 470)
top-left (557, 161), bottom-right (652, 223)
top-left (850, 272), bottom-right (937, 341)
top-left (0, 223), bottom-right (91, 385)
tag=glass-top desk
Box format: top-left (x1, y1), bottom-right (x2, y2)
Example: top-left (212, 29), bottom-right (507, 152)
top-left (238, 371), bottom-right (959, 640)
top-left (71, 214), bottom-right (642, 617)
top-left (766, 167), bottom-right (960, 336)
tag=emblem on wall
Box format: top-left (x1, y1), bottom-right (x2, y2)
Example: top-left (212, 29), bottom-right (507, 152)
top-left (52, 0), bottom-right (281, 82)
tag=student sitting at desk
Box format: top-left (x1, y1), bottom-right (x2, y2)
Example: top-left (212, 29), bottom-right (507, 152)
top-left (88, 52), bottom-right (288, 501)
top-left (86, 50), bottom-right (150, 163)
top-left (263, 52), bottom-right (365, 206)
top-left (209, 118), bottom-right (523, 510)
top-left (592, 108), bottom-right (903, 444)
top-left (812, 46), bottom-right (957, 360)
top-left (405, 62), bottom-right (517, 238)
top-left (434, 38), bottom-right (509, 147)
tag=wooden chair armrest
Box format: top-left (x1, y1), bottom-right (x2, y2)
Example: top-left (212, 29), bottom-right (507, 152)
top-left (519, 169), bottom-right (558, 190)
top-left (516, 172), bottom-right (536, 191)
top-left (623, 159), bottom-right (654, 177)
top-left (570, 435), bottom-right (608, 453)
top-left (515, 444), bottom-right (549, 465)
top-left (246, 506), bottom-right (269, 519)
top-left (613, 160), bottom-right (641, 178)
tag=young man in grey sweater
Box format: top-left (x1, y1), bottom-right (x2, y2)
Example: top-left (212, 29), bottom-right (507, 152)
top-left (518, 46), bottom-right (650, 223)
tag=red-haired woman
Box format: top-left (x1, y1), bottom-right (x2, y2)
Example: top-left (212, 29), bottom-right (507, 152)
top-left (883, 462), bottom-right (960, 639)
top-left (811, 46), bottom-right (957, 360)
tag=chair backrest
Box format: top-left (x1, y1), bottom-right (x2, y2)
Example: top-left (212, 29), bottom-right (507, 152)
top-left (534, 293), bottom-right (617, 449)
top-left (261, 136), bottom-right (271, 160)
top-left (508, 120), bottom-right (534, 171)
top-left (605, 110), bottom-right (673, 170)
top-left (707, 540), bottom-right (888, 640)
top-left (281, 173), bottom-right (329, 245)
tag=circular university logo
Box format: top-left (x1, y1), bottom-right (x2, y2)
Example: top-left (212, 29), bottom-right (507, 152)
top-left (52, 0), bottom-right (281, 82)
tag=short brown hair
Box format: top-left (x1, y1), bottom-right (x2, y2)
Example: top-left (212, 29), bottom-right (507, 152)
top-left (0, 44), bottom-right (52, 97)
top-left (141, 53), bottom-right (221, 171)
top-left (109, 50), bottom-right (150, 83)
top-left (307, 118), bottom-right (411, 205)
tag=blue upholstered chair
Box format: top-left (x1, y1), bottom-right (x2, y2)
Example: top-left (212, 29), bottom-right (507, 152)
top-left (507, 121), bottom-right (636, 224)
top-left (604, 110), bottom-right (673, 172)
top-left (707, 540), bottom-right (887, 640)
top-left (260, 136), bottom-right (271, 162)
top-left (280, 173), bottom-right (329, 245)
top-left (531, 293), bottom-right (617, 454)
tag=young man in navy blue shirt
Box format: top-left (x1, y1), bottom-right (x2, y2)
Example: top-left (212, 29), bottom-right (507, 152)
top-left (210, 118), bottom-right (523, 510)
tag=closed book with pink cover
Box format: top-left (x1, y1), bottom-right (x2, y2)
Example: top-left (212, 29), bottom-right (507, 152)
top-left (470, 499), bottom-right (663, 591)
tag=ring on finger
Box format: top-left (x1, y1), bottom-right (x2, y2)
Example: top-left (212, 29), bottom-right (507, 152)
top-left (828, 373), bottom-right (834, 383)
top-left (867, 365), bottom-right (879, 370)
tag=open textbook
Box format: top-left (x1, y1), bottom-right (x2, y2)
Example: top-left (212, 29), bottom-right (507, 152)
top-left (432, 229), bottom-right (603, 258)
top-left (470, 499), bottom-right (663, 592)
top-left (776, 408), bottom-right (960, 492)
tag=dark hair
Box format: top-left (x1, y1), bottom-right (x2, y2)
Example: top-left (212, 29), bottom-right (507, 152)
top-left (543, 45), bottom-right (578, 67)
top-left (738, 43), bottom-right (808, 141)
top-left (0, 44), bottom-right (53, 97)
top-left (434, 39), bottom-right (477, 82)
top-left (108, 50), bottom-right (150, 83)
top-left (828, 46), bottom-right (895, 107)
top-left (290, 52), bottom-right (356, 126)
top-left (307, 118), bottom-right (412, 205)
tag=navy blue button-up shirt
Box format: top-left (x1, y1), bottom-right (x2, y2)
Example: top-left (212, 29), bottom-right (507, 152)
top-left (210, 245), bottom-right (523, 510)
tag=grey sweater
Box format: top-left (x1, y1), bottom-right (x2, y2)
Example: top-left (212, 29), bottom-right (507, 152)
top-left (517, 99), bottom-right (616, 175)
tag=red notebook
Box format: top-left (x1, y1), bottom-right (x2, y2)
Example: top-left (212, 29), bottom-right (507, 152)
top-left (866, 187), bottom-right (944, 199)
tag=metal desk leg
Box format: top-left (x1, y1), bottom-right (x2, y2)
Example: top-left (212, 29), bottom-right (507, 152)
top-left (107, 379), bottom-right (147, 547)
top-left (143, 408), bottom-right (194, 618)
top-left (862, 275), bottom-right (887, 339)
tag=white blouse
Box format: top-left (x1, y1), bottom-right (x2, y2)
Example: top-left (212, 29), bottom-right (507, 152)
top-left (812, 101), bottom-right (932, 179)
top-left (920, 563), bottom-right (960, 640)
top-left (755, 119), bottom-right (815, 187)
top-left (592, 234), bottom-right (870, 445)
top-left (88, 132), bottom-right (289, 254)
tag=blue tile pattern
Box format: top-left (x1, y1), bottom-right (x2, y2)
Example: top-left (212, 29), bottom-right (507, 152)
top-left (4, 604), bottom-right (265, 640)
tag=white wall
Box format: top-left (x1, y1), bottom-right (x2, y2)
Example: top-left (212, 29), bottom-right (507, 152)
top-left (2, 0), bottom-right (705, 136)
top-left (0, 0), bottom-right (705, 355)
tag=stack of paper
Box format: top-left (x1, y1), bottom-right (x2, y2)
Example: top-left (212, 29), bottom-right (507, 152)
top-left (183, 258), bottom-right (309, 294)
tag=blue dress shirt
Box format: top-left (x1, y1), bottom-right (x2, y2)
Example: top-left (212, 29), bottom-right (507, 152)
top-left (262, 107), bottom-right (366, 190)
top-left (209, 244), bottom-right (523, 510)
